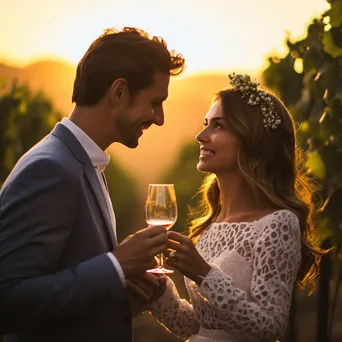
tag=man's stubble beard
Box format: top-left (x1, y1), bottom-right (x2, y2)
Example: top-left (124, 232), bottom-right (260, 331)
top-left (115, 115), bottom-right (139, 149)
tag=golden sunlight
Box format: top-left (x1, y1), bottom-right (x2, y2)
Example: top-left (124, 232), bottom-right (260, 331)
top-left (0, 0), bottom-right (330, 74)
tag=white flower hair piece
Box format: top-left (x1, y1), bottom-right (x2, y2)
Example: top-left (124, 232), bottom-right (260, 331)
top-left (228, 73), bottom-right (282, 130)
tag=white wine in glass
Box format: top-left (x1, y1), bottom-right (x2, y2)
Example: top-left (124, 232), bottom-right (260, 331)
top-left (145, 184), bottom-right (177, 274)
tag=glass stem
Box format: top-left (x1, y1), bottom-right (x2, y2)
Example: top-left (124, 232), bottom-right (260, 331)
top-left (158, 252), bottom-right (164, 268)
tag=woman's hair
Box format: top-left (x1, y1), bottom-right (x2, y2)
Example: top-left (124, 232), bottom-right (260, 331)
top-left (189, 87), bottom-right (326, 292)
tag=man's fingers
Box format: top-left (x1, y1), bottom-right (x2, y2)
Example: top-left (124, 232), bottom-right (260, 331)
top-left (134, 281), bottom-right (154, 299)
top-left (148, 231), bottom-right (168, 247)
top-left (147, 258), bottom-right (158, 270)
top-left (120, 234), bottom-right (134, 244)
top-left (138, 259), bottom-right (158, 273)
top-left (127, 281), bottom-right (150, 302)
top-left (140, 273), bottom-right (160, 287)
top-left (127, 280), bottom-right (150, 302)
top-left (155, 274), bottom-right (167, 285)
top-left (129, 273), bottom-right (163, 299)
top-left (149, 244), bottom-right (168, 257)
top-left (142, 225), bottom-right (167, 238)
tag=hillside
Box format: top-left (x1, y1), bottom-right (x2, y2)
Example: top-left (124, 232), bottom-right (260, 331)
top-left (0, 60), bottom-right (256, 193)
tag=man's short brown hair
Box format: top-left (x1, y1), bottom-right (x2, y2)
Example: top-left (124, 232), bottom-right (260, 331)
top-left (72, 27), bottom-right (186, 106)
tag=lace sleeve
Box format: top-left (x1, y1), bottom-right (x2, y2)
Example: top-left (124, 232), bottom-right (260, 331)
top-left (145, 277), bottom-right (199, 340)
top-left (198, 210), bottom-right (301, 342)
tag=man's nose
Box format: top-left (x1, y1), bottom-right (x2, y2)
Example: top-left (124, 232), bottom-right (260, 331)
top-left (154, 108), bottom-right (164, 126)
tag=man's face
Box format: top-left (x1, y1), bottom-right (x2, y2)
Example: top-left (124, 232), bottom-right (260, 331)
top-left (114, 72), bottom-right (170, 148)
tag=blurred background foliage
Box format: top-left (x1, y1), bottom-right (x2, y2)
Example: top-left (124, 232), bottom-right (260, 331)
top-left (0, 80), bottom-right (61, 186)
top-left (162, 141), bottom-right (204, 233)
top-left (262, 2), bottom-right (342, 340)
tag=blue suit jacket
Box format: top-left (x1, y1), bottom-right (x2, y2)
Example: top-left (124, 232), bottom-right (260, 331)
top-left (0, 123), bottom-right (132, 342)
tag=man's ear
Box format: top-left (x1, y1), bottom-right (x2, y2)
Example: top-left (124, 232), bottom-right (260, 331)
top-left (109, 78), bottom-right (129, 104)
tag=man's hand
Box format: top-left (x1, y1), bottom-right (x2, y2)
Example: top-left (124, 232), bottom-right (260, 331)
top-left (126, 273), bottom-right (167, 316)
top-left (113, 226), bottom-right (168, 278)
top-left (127, 273), bottom-right (167, 302)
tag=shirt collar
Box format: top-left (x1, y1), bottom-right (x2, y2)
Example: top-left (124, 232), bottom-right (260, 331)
top-left (60, 117), bottom-right (110, 171)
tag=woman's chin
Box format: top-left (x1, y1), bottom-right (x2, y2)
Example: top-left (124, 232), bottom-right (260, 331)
top-left (197, 162), bottom-right (211, 173)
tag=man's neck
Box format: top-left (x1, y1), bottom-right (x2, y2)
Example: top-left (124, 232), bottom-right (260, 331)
top-left (69, 106), bottom-right (113, 151)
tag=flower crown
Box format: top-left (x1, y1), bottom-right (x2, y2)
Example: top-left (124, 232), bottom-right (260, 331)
top-left (228, 73), bottom-right (281, 130)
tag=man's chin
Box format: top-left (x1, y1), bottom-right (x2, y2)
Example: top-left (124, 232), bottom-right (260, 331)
top-left (124, 129), bottom-right (144, 148)
top-left (122, 137), bottom-right (139, 149)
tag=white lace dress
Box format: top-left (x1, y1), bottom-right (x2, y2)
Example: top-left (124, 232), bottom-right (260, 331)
top-left (146, 210), bottom-right (302, 342)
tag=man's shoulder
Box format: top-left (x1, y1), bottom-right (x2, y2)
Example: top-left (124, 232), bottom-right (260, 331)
top-left (3, 134), bottom-right (83, 188)
top-left (31, 132), bottom-right (73, 157)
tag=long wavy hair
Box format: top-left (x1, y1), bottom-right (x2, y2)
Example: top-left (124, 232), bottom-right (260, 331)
top-left (189, 87), bottom-right (326, 292)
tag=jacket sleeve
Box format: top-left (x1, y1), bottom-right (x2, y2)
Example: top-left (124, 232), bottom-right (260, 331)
top-left (0, 158), bottom-right (126, 334)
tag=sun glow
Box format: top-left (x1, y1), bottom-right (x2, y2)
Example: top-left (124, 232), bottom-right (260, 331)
top-left (0, 0), bottom-right (330, 74)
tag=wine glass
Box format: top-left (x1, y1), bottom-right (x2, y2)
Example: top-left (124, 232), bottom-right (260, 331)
top-left (145, 184), bottom-right (178, 274)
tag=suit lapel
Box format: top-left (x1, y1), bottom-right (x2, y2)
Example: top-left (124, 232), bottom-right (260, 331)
top-left (83, 163), bottom-right (116, 248)
top-left (51, 123), bottom-right (116, 249)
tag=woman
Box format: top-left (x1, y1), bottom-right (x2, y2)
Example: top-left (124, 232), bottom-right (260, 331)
top-left (144, 73), bottom-right (325, 342)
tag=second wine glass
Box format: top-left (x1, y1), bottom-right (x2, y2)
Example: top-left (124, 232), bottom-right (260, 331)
top-left (145, 184), bottom-right (177, 274)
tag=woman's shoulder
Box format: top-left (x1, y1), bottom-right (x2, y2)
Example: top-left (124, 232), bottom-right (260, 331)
top-left (211, 209), bottom-right (299, 227)
top-left (257, 209), bottom-right (301, 243)
top-left (258, 209), bottom-right (299, 225)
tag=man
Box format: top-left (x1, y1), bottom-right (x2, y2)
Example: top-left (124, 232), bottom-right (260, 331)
top-left (0, 27), bottom-right (185, 342)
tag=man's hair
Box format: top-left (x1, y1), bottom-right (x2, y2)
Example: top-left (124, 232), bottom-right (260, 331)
top-left (72, 27), bottom-right (186, 106)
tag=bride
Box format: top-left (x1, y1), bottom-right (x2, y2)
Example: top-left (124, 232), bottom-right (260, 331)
top-left (143, 74), bottom-right (325, 342)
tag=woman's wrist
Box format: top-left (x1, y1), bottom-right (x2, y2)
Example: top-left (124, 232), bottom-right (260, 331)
top-left (195, 263), bottom-right (211, 285)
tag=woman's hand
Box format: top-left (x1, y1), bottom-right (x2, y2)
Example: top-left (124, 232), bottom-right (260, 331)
top-left (165, 231), bottom-right (211, 285)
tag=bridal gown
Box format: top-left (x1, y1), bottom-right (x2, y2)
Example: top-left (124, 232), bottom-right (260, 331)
top-left (147, 210), bottom-right (301, 342)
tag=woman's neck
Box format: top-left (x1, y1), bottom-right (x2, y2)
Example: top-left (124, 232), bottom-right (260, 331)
top-left (215, 172), bottom-right (270, 222)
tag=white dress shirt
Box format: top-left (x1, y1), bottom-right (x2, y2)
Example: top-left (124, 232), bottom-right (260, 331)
top-left (60, 117), bottom-right (126, 287)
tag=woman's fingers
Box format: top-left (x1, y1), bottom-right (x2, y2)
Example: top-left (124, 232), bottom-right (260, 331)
top-left (167, 239), bottom-right (181, 250)
top-left (167, 231), bottom-right (191, 244)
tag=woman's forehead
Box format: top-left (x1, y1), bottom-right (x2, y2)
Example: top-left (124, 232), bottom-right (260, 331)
top-left (205, 100), bottom-right (223, 120)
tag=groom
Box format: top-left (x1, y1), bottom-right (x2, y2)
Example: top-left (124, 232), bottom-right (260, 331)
top-left (0, 27), bottom-right (185, 342)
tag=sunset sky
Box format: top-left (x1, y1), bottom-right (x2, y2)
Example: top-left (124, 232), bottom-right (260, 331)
top-left (0, 0), bottom-right (330, 75)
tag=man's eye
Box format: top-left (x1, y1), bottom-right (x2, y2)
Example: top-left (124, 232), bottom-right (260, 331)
top-left (215, 122), bottom-right (222, 128)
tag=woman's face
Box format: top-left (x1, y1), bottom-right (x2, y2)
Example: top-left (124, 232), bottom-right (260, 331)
top-left (196, 100), bottom-right (239, 175)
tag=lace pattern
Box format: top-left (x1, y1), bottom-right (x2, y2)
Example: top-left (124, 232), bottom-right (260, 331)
top-left (146, 276), bottom-right (199, 338)
top-left (147, 210), bottom-right (302, 342)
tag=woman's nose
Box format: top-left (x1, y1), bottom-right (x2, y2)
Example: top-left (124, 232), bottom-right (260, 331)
top-left (196, 128), bottom-right (209, 143)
